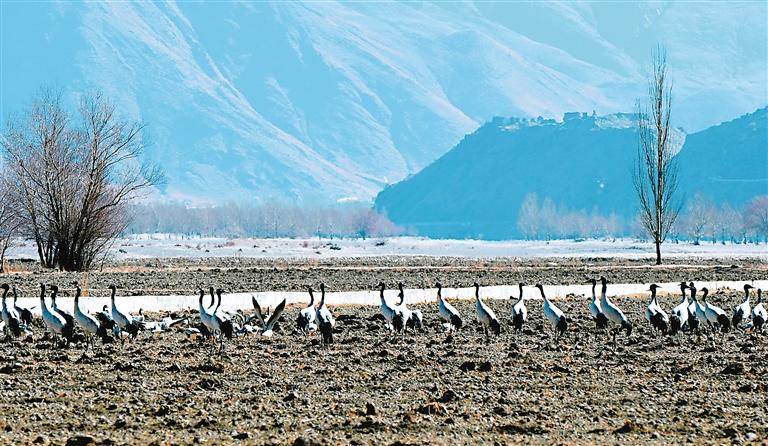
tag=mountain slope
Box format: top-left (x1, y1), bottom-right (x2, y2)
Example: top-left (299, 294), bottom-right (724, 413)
top-left (374, 109), bottom-right (766, 239)
top-left (1, 1), bottom-right (765, 203)
top-left (677, 107), bottom-right (768, 204)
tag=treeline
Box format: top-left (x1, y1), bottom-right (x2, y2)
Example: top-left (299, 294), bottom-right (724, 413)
top-left (517, 192), bottom-right (768, 243)
top-left (676, 194), bottom-right (768, 244)
top-left (126, 202), bottom-right (403, 239)
top-left (516, 193), bottom-right (628, 240)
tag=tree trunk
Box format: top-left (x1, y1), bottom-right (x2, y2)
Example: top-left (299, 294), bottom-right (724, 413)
top-left (0, 238), bottom-right (7, 273)
top-left (655, 240), bottom-right (662, 265)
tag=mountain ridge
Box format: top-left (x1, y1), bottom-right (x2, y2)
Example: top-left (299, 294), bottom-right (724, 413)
top-left (373, 107), bottom-right (768, 239)
top-left (1, 1), bottom-right (765, 203)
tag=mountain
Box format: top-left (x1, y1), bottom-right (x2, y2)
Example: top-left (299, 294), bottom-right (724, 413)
top-left (1, 1), bottom-right (766, 204)
top-left (373, 108), bottom-right (767, 239)
top-left (677, 108), bottom-right (768, 204)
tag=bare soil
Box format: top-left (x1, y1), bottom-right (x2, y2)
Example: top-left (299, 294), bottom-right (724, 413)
top-left (2, 256), bottom-right (766, 297)
top-left (0, 264), bottom-right (766, 445)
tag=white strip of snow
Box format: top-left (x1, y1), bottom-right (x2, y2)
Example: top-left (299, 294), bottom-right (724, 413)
top-left (6, 236), bottom-right (768, 260)
top-left (18, 280), bottom-right (768, 316)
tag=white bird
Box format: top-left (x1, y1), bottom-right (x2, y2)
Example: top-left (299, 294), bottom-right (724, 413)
top-left (732, 284), bottom-right (752, 329)
top-left (297, 286), bottom-right (318, 333)
top-left (511, 283), bottom-right (527, 333)
top-left (39, 283), bottom-right (68, 345)
top-left (435, 282), bottom-right (462, 332)
top-left (49, 285), bottom-right (75, 337)
top-left (315, 283), bottom-right (335, 345)
top-left (395, 282), bottom-right (415, 333)
top-left (599, 277), bottom-right (632, 342)
top-left (259, 299), bottom-right (286, 337)
top-left (109, 285), bottom-right (142, 340)
top-left (645, 284), bottom-right (669, 335)
top-left (701, 287), bottom-right (731, 333)
top-left (378, 282), bottom-right (397, 332)
top-left (1, 283), bottom-right (22, 338)
top-left (669, 282), bottom-right (689, 335)
top-left (398, 283), bottom-right (422, 331)
top-left (751, 289), bottom-right (765, 332)
top-left (689, 282), bottom-right (708, 334)
top-left (212, 288), bottom-right (235, 342)
top-left (536, 284), bottom-right (567, 339)
top-left (197, 288), bottom-right (216, 339)
top-left (586, 278), bottom-right (609, 332)
top-left (143, 314), bottom-right (189, 332)
top-left (12, 286), bottom-right (34, 327)
top-left (73, 284), bottom-right (102, 349)
top-left (474, 282), bottom-right (500, 336)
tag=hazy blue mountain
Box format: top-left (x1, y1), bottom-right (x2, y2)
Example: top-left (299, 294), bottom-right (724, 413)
top-left (1, 1), bottom-right (765, 203)
top-left (677, 108), bottom-right (768, 204)
top-left (374, 109), bottom-right (767, 239)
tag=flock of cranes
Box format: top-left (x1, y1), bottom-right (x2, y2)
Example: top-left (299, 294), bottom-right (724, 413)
top-left (0, 278), bottom-right (765, 353)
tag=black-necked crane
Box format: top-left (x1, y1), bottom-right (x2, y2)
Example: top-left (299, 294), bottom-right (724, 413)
top-left (644, 284), bottom-right (669, 335)
top-left (752, 289), bottom-right (765, 332)
top-left (73, 283), bottom-right (104, 349)
top-left (732, 284), bottom-right (752, 330)
top-left (257, 298), bottom-right (285, 337)
top-left (378, 282), bottom-right (396, 332)
top-left (536, 284), bottom-right (567, 340)
top-left (396, 282), bottom-right (422, 332)
top-left (12, 286), bottom-right (34, 327)
top-left (599, 277), bottom-right (632, 343)
top-left (297, 286), bottom-right (318, 334)
top-left (39, 283), bottom-right (68, 346)
top-left (50, 285), bottom-right (75, 340)
top-left (1, 283), bottom-right (22, 338)
top-left (474, 283), bottom-right (500, 337)
top-left (701, 287), bottom-right (730, 333)
top-left (110, 285), bottom-right (142, 341)
top-left (511, 283), bottom-right (527, 333)
top-left (436, 282), bottom-right (462, 332)
top-left (669, 282), bottom-right (689, 335)
top-left (198, 287), bottom-right (215, 339)
top-left (688, 282), bottom-right (705, 334)
top-left (316, 283), bottom-right (335, 345)
top-left (213, 288), bottom-right (235, 340)
top-left (586, 278), bottom-right (608, 334)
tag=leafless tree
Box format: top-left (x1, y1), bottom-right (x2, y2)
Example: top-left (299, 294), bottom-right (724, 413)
top-left (681, 193), bottom-right (713, 245)
top-left (0, 182), bottom-right (22, 272)
top-left (632, 46), bottom-right (681, 264)
top-left (1, 90), bottom-right (163, 271)
top-left (744, 195), bottom-right (768, 243)
top-left (516, 193), bottom-right (540, 240)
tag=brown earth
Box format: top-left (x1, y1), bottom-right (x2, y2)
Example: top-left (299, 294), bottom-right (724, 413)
top-left (2, 256), bottom-right (766, 297)
top-left (0, 277), bottom-right (766, 445)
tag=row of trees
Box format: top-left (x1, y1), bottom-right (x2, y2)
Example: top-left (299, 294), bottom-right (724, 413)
top-left (516, 193), bottom-right (626, 240)
top-left (678, 194), bottom-right (768, 245)
top-left (515, 193), bottom-right (768, 244)
top-left (126, 202), bottom-right (403, 240)
top-left (1, 91), bottom-right (162, 271)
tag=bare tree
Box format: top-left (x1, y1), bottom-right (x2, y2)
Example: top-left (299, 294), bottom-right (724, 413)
top-left (1, 90), bottom-right (163, 271)
top-left (744, 195), bottom-right (768, 243)
top-left (681, 193), bottom-right (713, 245)
top-left (0, 182), bottom-right (22, 272)
top-left (633, 46), bottom-right (681, 264)
top-left (516, 193), bottom-right (540, 240)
